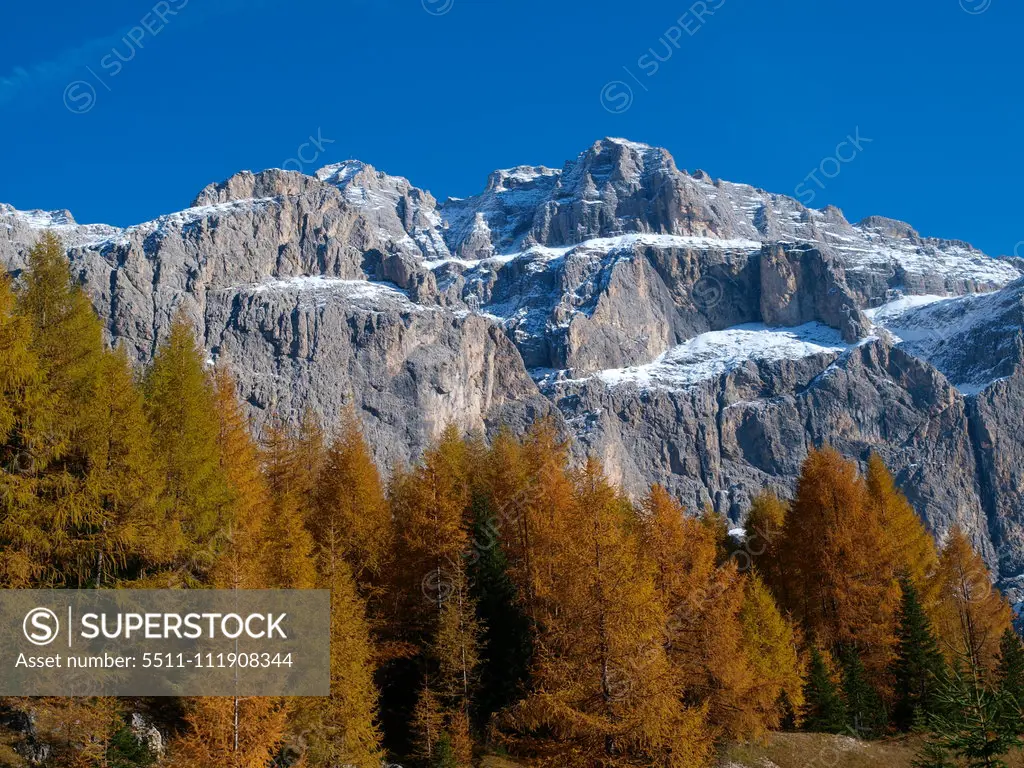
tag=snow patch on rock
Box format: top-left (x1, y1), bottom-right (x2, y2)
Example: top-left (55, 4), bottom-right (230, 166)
top-left (536, 322), bottom-right (858, 393)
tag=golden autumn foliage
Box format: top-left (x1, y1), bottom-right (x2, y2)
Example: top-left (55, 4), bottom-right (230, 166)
top-left (739, 574), bottom-right (806, 732)
top-left (210, 368), bottom-right (270, 591)
top-left (17, 231), bottom-right (104, 464)
top-left (744, 490), bottom-right (788, 598)
top-left (0, 273), bottom-right (37, 447)
top-left (293, 557), bottom-right (384, 768)
top-left (81, 347), bottom-right (162, 586)
top-left (260, 422), bottom-right (317, 590)
top-left (866, 453), bottom-right (939, 595)
top-left (771, 448), bottom-right (902, 688)
top-left (641, 485), bottom-right (803, 742)
top-left (311, 409), bottom-right (393, 596)
top-left (16, 697), bottom-right (123, 768)
top-left (505, 461), bottom-right (712, 767)
top-left (928, 526), bottom-right (1013, 676)
top-left (502, 420), bottom-right (577, 622)
top-left (0, 269), bottom-right (46, 587)
top-left (642, 485), bottom-right (738, 731)
top-left (390, 425), bottom-right (479, 663)
top-left (144, 314), bottom-right (232, 581)
top-left (447, 707), bottom-right (474, 767)
top-left (169, 696), bottom-right (288, 768)
top-left (412, 684), bottom-right (446, 763)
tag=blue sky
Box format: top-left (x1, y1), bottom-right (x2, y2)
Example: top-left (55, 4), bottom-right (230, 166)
top-left (1, 0), bottom-right (1021, 256)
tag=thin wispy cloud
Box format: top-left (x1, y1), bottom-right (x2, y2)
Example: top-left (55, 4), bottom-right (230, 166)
top-left (0, 31), bottom-right (131, 107)
top-left (0, 0), bottom-right (270, 109)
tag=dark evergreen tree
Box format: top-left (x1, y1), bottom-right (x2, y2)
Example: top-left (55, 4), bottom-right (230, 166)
top-left (919, 666), bottom-right (1022, 768)
top-left (840, 648), bottom-right (885, 738)
top-left (996, 628), bottom-right (1024, 713)
top-left (892, 577), bottom-right (947, 730)
top-left (912, 736), bottom-right (957, 768)
top-left (467, 492), bottom-right (532, 729)
top-left (802, 647), bottom-right (848, 733)
top-left (432, 732), bottom-right (458, 768)
top-left (106, 725), bottom-right (157, 768)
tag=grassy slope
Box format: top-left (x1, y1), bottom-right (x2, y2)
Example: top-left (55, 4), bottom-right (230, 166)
top-left (481, 734), bottom-right (1024, 767)
top-left (720, 733), bottom-right (1024, 768)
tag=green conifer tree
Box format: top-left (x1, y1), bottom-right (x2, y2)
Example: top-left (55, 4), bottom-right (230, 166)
top-left (919, 666), bottom-right (1022, 768)
top-left (467, 493), bottom-right (532, 728)
top-left (432, 732), bottom-right (458, 768)
top-left (996, 628), bottom-right (1024, 717)
top-left (892, 577), bottom-right (948, 730)
top-left (840, 648), bottom-right (885, 738)
top-left (802, 648), bottom-right (848, 733)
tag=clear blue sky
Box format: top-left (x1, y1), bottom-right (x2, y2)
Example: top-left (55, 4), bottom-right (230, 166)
top-left (1, 0), bottom-right (1021, 256)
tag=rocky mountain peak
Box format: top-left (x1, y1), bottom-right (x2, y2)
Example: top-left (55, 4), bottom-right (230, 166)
top-left (191, 168), bottom-right (318, 207)
top-left (858, 215), bottom-right (920, 240)
top-left (0, 204), bottom-right (77, 227)
top-left (314, 160), bottom-right (370, 187)
top-left (484, 165), bottom-right (561, 193)
top-left (565, 137), bottom-right (677, 191)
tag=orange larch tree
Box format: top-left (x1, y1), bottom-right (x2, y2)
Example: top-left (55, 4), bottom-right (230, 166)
top-left (928, 526), bottom-right (1013, 677)
top-left (774, 448), bottom-right (901, 688)
top-left (505, 461), bottom-right (711, 768)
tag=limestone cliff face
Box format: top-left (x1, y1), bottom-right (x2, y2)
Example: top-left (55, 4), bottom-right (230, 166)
top-left (2, 138), bottom-right (1023, 588)
top-left (543, 340), bottom-right (993, 564)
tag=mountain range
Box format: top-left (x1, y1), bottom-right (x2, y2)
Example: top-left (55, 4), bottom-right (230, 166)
top-left (3, 136), bottom-right (1023, 604)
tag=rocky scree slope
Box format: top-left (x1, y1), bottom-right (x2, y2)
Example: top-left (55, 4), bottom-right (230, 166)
top-left (2, 137), bottom-right (1024, 594)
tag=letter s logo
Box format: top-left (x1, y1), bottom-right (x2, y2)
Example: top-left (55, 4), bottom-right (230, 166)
top-left (23, 608), bottom-right (60, 646)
